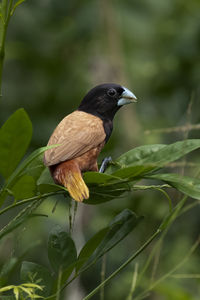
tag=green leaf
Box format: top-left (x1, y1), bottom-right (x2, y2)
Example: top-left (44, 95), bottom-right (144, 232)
top-left (0, 109), bottom-right (32, 179)
top-left (76, 228), bottom-right (109, 272)
top-left (147, 173), bottom-right (200, 200)
top-left (21, 283), bottom-right (43, 289)
top-left (20, 261), bottom-right (52, 297)
top-left (6, 145), bottom-right (58, 188)
top-left (84, 181), bottom-right (133, 205)
top-left (120, 140), bottom-right (200, 167)
top-left (139, 139), bottom-right (200, 166)
top-left (83, 172), bottom-right (123, 185)
top-left (13, 287), bottom-right (19, 300)
top-left (111, 165), bottom-right (154, 179)
top-left (24, 154), bottom-right (46, 181)
top-left (77, 209), bottom-right (142, 272)
top-left (12, 175), bottom-right (36, 201)
top-left (38, 183), bottom-right (67, 194)
top-left (107, 140), bottom-right (200, 179)
top-left (92, 209), bottom-right (141, 258)
top-left (0, 257), bottom-right (18, 287)
top-left (0, 285), bottom-right (15, 292)
top-left (48, 226), bottom-right (77, 273)
top-left (37, 167), bottom-right (53, 185)
top-left (0, 145), bottom-right (58, 207)
top-left (106, 144), bottom-right (165, 174)
top-left (83, 172), bottom-right (128, 204)
top-left (0, 12), bottom-right (4, 24)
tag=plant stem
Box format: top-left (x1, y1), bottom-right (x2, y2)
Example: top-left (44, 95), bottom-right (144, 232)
top-left (0, 184), bottom-right (170, 217)
top-left (0, 0), bottom-right (13, 96)
top-left (126, 263), bottom-right (138, 300)
top-left (100, 254), bottom-right (106, 300)
top-left (0, 190), bottom-right (65, 216)
top-left (56, 268), bottom-right (62, 300)
top-left (82, 229), bottom-right (161, 300)
top-left (0, 21), bottom-right (7, 95)
top-left (136, 194), bottom-right (188, 287)
top-left (132, 184), bottom-right (170, 190)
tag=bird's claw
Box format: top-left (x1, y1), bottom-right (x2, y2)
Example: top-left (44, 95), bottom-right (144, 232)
top-left (99, 156), bottom-right (112, 173)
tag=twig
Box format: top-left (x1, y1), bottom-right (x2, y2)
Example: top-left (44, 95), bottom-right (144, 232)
top-left (181, 93), bottom-right (194, 176)
top-left (0, 0), bottom-right (13, 96)
top-left (132, 184), bottom-right (170, 190)
top-left (170, 273), bottom-right (200, 279)
top-left (126, 263), bottom-right (139, 300)
top-left (100, 255), bottom-right (107, 300)
top-left (144, 123), bottom-right (200, 135)
top-left (136, 193), bottom-right (189, 288)
top-left (0, 190), bottom-right (65, 216)
top-left (56, 268), bottom-right (62, 300)
top-left (150, 240), bottom-right (162, 284)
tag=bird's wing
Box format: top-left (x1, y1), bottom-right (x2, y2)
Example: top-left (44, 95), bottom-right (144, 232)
top-left (44, 110), bottom-right (106, 166)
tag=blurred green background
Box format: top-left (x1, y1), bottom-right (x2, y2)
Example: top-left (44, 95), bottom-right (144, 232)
top-left (0, 0), bottom-right (200, 299)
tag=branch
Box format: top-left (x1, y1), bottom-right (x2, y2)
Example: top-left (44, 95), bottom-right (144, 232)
top-left (0, 190), bottom-right (65, 216)
top-left (0, 0), bottom-right (13, 96)
top-left (145, 123), bottom-right (200, 135)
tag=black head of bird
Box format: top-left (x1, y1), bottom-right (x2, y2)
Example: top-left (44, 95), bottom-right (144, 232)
top-left (78, 83), bottom-right (137, 121)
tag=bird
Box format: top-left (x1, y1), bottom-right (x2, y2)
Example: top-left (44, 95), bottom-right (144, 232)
top-left (44, 83), bottom-right (137, 202)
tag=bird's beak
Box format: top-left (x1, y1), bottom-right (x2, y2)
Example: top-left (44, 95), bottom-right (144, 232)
top-left (117, 87), bottom-right (137, 106)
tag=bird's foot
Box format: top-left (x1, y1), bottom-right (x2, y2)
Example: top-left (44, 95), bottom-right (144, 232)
top-left (99, 156), bottom-right (112, 173)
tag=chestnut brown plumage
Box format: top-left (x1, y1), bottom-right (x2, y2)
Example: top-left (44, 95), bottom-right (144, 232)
top-left (44, 83), bottom-right (137, 202)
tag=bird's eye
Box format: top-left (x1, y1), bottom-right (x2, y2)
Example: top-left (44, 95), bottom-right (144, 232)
top-left (107, 88), bottom-right (117, 97)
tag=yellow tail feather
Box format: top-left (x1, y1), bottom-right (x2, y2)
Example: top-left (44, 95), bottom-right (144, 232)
top-left (63, 170), bottom-right (89, 202)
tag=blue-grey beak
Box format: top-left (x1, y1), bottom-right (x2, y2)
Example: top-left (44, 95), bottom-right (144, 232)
top-left (117, 87), bottom-right (137, 106)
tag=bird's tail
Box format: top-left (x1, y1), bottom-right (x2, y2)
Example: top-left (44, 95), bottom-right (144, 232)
top-left (51, 161), bottom-right (89, 202)
top-left (63, 169), bottom-right (89, 202)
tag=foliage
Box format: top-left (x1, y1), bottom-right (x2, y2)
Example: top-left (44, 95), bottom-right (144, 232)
top-left (0, 1), bottom-right (200, 300)
top-left (0, 282), bottom-right (44, 300)
top-left (0, 108), bottom-right (200, 299)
